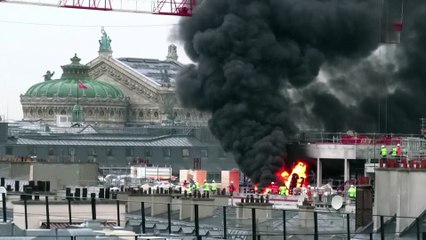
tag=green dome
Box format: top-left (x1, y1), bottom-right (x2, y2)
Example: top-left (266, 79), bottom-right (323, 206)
top-left (25, 54), bottom-right (124, 99)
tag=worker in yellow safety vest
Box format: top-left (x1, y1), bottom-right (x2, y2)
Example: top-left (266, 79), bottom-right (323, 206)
top-left (279, 185), bottom-right (288, 196)
top-left (348, 185), bottom-right (356, 199)
top-left (203, 180), bottom-right (210, 193)
top-left (210, 180), bottom-right (217, 194)
top-left (380, 145), bottom-right (388, 160)
top-left (194, 181), bottom-right (200, 193)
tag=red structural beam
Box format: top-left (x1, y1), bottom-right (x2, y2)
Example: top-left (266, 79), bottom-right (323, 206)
top-left (152, 0), bottom-right (195, 16)
top-left (58, 0), bottom-right (112, 11)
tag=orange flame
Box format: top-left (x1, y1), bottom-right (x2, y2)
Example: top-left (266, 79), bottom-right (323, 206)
top-left (284, 161), bottom-right (308, 189)
top-left (260, 161), bottom-right (309, 194)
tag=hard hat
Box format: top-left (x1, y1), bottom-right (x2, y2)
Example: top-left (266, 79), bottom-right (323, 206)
top-left (204, 179), bottom-right (207, 182)
top-left (230, 181), bottom-right (234, 183)
top-left (381, 145), bottom-right (385, 148)
top-left (397, 144), bottom-right (400, 146)
top-left (351, 185), bottom-right (354, 187)
top-left (271, 181), bottom-right (275, 184)
top-left (212, 180), bottom-right (215, 183)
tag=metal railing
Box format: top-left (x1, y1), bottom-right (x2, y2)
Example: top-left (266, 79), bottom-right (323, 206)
top-left (1, 192), bottom-right (425, 240)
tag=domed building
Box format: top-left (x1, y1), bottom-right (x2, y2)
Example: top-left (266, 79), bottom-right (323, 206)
top-left (20, 28), bottom-right (208, 127)
top-left (21, 54), bottom-right (129, 127)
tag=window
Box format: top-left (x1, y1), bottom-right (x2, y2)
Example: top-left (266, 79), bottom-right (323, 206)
top-left (125, 148), bottom-right (134, 157)
top-left (60, 110), bottom-right (66, 115)
top-left (48, 109), bottom-right (54, 115)
top-left (186, 112), bottom-right (191, 119)
top-left (182, 148), bottom-right (190, 157)
top-left (88, 110), bottom-right (93, 116)
top-left (139, 111), bottom-right (144, 118)
top-left (106, 148), bottom-right (113, 156)
top-left (5, 147), bottom-right (12, 155)
top-left (201, 149), bottom-right (208, 158)
top-left (144, 148), bottom-right (152, 157)
top-left (154, 111), bottom-right (159, 118)
top-left (110, 111), bottom-right (114, 117)
top-left (163, 148), bottom-right (171, 157)
top-left (38, 109), bottom-right (42, 116)
top-left (48, 147), bottom-right (55, 156)
top-left (100, 111), bottom-right (105, 116)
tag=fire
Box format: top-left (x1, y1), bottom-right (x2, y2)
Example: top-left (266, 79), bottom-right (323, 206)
top-left (261, 161), bottom-right (309, 195)
top-left (283, 161), bottom-right (308, 190)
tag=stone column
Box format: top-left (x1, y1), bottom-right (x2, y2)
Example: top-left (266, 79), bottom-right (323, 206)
top-left (344, 158), bottom-right (350, 182)
top-left (316, 158), bottom-right (322, 187)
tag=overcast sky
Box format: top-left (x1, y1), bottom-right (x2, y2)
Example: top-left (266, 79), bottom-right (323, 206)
top-left (0, 1), bottom-right (191, 120)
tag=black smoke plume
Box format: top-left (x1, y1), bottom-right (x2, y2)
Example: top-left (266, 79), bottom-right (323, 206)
top-left (174, 0), bottom-right (426, 186)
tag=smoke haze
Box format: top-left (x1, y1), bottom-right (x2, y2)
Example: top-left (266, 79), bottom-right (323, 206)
top-left (174, 0), bottom-right (426, 185)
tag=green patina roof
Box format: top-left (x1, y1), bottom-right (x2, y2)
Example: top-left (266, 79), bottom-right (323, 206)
top-left (25, 54), bottom-right (124, 99)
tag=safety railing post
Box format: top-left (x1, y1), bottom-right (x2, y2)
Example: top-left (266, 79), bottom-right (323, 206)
top-left (223, 206), bottom-right (227, 239)
top-left (380, 215), bottom-right (384, 240)
top-left (45, 196), bottom-right (50, 229)
top-left (141, 202), bottom-right (146, 234)
top-left (2, 193), bottom-right (6, 222)
top-left (314, 211), bottom-right (318, 240)
top-left (167, 203), bottom-right (171, 234)
top-left (116, 200), bottom-right (120, 226)
top-left (68, 198), bottom-right (72, 224)
top-left (346, 213), bottom-right (350, 240)
top-left (283, 210), bottom-right (286, 240)
top-left (252, 208), bottom-right (256, 240)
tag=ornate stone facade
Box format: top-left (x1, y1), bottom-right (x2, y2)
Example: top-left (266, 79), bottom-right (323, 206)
top-left (20, 30), bottom-right (209, 127)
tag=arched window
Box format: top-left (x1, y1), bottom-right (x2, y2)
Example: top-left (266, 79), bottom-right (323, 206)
top-left (60, 110), bottom-right (66, 115)
top-left (99, 110), bottom-right (105, 116)
top-left (37, 109), bottom-right (42, 116)
top-left (186, 112), bottom-right (191, 119)
top-left (48, 109), bottom-right (54, 115)
top-left (198, 112), bottom-right (203, 119)
top-left (110, 111), bottom-right (114, 117)
top-left (139, 111), bottom-right (144, 118)
top-left (88, 110), bottom-right (93, 116)
top-left (154, 111), bottom-right (159, 118)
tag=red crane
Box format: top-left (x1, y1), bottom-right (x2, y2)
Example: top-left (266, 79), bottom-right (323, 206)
top-left (0, 0), bottom-right (195, 16)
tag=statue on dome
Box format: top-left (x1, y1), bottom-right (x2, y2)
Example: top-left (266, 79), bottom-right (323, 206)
top-left (43, 70), bottom-right (55, 81)
top-left (98, 27), bottom-right (112, 52)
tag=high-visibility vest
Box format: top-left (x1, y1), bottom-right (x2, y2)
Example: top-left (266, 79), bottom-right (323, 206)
top-left (380, 147), bottom-right (387, 157)
top-left (392, 147), bottom-right (398, 156)
top-left (279, 186), bottom-right (288, 195)
top-left (348, 187), bottom-right (356, 198)
top-left (203, 182), bottom-right (210, 190)
top-left (211, 183), bottom-right (217, 191)
top-left (194, 182), bottom-right (200, 190)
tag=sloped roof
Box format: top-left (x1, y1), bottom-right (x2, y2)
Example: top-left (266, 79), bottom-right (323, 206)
top-left (117, 58), bottom-right (181, 86)
top-left (15, 136), bottom-right (205, 147)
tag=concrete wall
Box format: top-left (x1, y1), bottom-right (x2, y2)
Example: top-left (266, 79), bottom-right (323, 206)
top-left (29, 163), bottom-right (98, 191)
top-left (373, 169), bottom-right (426, 234)
top-left (12, 200), bottom-right (126, 229)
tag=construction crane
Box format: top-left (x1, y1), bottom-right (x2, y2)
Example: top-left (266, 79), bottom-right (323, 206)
top-left (0, 0), bottom-right (195, 16)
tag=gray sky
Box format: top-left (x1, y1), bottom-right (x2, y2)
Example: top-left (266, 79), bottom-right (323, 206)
top-left (0, 1), bottom-right (191, 120)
